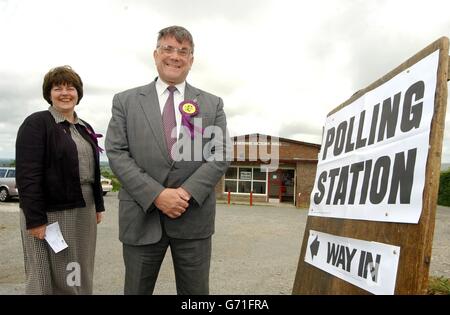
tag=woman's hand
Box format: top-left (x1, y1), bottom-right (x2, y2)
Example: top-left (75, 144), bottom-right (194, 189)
top-left (96, 212), bottom-right (103, 224)
top-left (28, 224), bottom-right (46, 240)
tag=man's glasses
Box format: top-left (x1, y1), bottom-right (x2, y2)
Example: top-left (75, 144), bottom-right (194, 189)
top-left (157, 45), bottom-right (192, 57)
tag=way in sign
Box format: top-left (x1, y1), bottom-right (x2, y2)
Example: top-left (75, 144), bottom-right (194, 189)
top-left (306, 230), bottom-right (400, 294)
top-left (326, 242), bottom-right (381, 282)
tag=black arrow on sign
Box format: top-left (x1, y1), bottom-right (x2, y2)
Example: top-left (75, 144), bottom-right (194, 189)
top-left (309, 235), bottom-right (320, 260)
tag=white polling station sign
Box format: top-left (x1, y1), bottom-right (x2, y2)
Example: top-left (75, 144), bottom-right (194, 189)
top-left (309, 50), bottom-right (439, 223)
top-left (305, 230), bottom-right (400, 295)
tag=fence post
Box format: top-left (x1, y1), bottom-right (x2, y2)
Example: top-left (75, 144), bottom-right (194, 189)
top-left (250, 191), bottom-right (253, 207)
top-left (227, 191), bottom-right (230, 206)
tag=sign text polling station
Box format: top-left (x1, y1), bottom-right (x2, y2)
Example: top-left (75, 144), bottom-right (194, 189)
top-left (294, 37), bottom-right (449, 295)
top-left (309, 51), bottom-right (439, 223)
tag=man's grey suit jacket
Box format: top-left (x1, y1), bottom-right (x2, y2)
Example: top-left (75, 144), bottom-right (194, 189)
top-left (105, 81), bottom-right (230, 245)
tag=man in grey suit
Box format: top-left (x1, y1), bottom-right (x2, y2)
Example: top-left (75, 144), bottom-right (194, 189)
top-left (105, 26), bottom-right (230, 295)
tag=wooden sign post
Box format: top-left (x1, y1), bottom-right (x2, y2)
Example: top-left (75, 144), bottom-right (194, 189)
top-left (293, 37), bottom-right (449, 294)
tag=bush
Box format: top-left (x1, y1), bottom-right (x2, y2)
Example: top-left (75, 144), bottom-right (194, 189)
top-left (438, 170), bottom-right (450, 206)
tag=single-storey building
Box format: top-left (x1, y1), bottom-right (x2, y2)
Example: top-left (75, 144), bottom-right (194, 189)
top-left (215, 133), bottom-right (321, 208)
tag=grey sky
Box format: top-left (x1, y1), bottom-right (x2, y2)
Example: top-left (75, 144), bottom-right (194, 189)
top-left (1, 0), bottom-right (449, 161)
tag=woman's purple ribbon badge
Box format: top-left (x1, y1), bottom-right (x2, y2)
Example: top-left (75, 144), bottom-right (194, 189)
top-left (179, 99), bottom-right (204, 139)
top-left (84, 126), bottom-right (104, 153)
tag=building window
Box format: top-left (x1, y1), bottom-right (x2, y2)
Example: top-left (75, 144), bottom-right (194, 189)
top-left (253, 182), bottom-right (266, 194)
top-left (224, 180), bottom-right (237, 193)
top-left (239, 168), bottom-right (252, 180)
top-left (253, 168), bottom-right (266, 180)
top-left (224, 166), bottom-right (267, 195)
top-left (225, 167), bottom-right (237, 179)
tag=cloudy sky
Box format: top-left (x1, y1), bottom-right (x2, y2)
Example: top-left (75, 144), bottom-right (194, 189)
top-left (1, 0), bottom-right (449, 162)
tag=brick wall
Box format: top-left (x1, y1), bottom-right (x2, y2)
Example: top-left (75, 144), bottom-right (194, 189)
top-left (232, 135), bottom-right (320, 161)
top-left (215, 177), bottom-right (225, 200)
top-left (296, 161), bottom-right (318, 208)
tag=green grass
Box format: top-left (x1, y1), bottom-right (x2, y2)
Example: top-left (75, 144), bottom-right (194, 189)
top-left (428, 276), bottom-right (450, 295)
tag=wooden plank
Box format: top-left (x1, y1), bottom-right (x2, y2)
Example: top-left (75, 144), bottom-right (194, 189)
top-left (292, 37), bottom-right (449, 294)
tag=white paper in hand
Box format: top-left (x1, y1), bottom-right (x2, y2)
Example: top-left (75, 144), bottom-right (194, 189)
top-left (44, 222), bottom-right (68, 253)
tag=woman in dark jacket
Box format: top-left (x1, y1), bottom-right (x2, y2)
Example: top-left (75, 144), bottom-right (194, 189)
top-left (16, 65), bottom-right (105, 294)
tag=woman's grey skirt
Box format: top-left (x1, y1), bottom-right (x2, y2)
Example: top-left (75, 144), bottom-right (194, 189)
top-left (20, 184), bottom-right (97, 295)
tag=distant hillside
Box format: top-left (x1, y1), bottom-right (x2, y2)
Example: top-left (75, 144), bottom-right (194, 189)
top-left (441, 163), bottom-right (450, 172)
top-left (0, 158), bottom-right (14, 167)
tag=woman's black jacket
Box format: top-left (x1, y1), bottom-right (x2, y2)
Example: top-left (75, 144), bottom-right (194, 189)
top-left (16, 110), bottom-right (105, 229)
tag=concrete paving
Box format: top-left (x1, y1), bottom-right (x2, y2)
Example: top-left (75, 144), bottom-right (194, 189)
top-left (0, 192), bottom-right (449, 294)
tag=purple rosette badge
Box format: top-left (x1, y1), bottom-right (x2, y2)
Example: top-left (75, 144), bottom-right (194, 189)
top-left (179, 99), bottom-right (204, 139)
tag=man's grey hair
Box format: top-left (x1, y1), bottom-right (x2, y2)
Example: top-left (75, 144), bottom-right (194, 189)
top-left (157, 26), bottom-right (195, 53)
